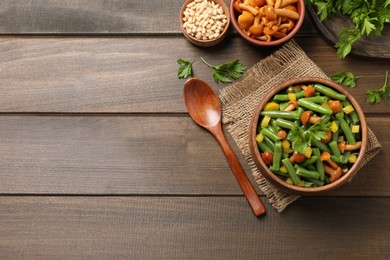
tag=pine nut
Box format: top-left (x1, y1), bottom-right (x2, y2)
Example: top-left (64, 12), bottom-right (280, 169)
top-left (182, 0), bottom-right (227, 41)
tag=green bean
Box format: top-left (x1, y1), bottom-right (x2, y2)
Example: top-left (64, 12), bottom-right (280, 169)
top-left (274, 118), bottom-right (298, 130)
top-left (324, 174), bottom-right (330, 184)
top-left (342, 100), bottom-right (359, 124)
top-left (282, 158), bottom-right (300, 185)
top-left (261, 128), bottom-right (281, 142)
top-left (279, 102), bottom-right (290, 111)
top-left (295, 165), bottom-right (320, 179)
top-left (270, 119), bottom-right (281, 133)
top-left (270, 141), bottom-right (282, 172)
top-left (329, 140), bottom-right (341, 156)
top-left (274, 172), bottom-right (289, 180)
top-left (298, 99), bottom-right (333, 115)
top-left (311, 138), bottom-right (331, 153)
top-left (261, 110), bottom-right (300, 120)
top-left (313, 148), bottom-right (324, 181)
top-left (332, 122), bottom-right (339, 142)
top-left (297, 107), bottom-right (304, 118)
top-left (314, 83), bottom-right (346, 101)
top-left (268, 120), bottom-right (279, 134)
top-left (303, 177), bottom-right (324, 187)
top-left (273, 90), bottom-right (304, 101)
top-left (307, 164), bottom-right (317, 171)
top-left (300, 156), bottom-right (318, 167)
top-left (331, 153), bottom-right (350, 165)
top-left (303, 181), bottom-right (315, 188)
top-left (263, 136), bottom-right (275, 152)
top-left (301, 96), bottom-right (329, 104)
top-left (336, 113), bottom-right (356, 144)
top-left (258, 141), bottom-right (272, 153)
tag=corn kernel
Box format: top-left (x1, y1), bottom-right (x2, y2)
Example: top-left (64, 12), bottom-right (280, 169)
top-left (261, 115), bottom-right (271, 127)
top-left (348, 154), bottom-right (357, 163)
top-left (298, 180), bottom-right (305, 187)
top-left (256, 133), bottom-right (264, 143)
top-left (282, 139), bottom-right (290, 150)
top-left (286, 178), bottom-right (293, 185)
top-left (280, 165), bottom-right (288, 173)
top-left (322, 102), bottom-right (331, 109)
top-left (288, 93), bottom-right (296, 101)
top-left (303, 147), bottom-right (312, 158)
top-left (343, 105), bottom-right (355, 114)
top-left (330, 121), bottom-right (339, 133)
top-left (264, 102), bottom-right (279, 111)
top-left (351, 125), bottom-right (360, 133)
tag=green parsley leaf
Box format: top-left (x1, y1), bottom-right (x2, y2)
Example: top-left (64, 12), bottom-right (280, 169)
top-left (366, 90), bottom-right (382, 104)
top-left (367, 71), bottom-right (390, 104)
top-left (177, 59), bottom-right (194, 79)
top-left (201, 57), bottom-right (246, 84)
top-left (288, 115), bottom-right (330, 154)
top-left (307, 0), bottom-right (390, 58)
top-left (331, 71), bottom-right (362, 88)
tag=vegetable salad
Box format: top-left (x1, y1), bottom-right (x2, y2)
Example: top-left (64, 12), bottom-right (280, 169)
top-left (256, 83), bottom-right (362, 187)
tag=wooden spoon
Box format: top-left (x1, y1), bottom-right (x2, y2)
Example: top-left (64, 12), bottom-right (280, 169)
top-left (184, 78), bottom-right (266, 217)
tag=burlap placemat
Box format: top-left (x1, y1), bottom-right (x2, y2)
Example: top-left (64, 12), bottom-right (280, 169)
top-left (219, 40), bottom-right (382, 212)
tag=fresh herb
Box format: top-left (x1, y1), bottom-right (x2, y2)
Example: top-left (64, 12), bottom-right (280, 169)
top-left (200, 57), bottom-right (246, 83)
top-left (367, 71), bottom-right (390, 104)
top-left (306, 0), bottom-right (390, 58)
top-left (288, 116), bottom-right (331, 154)
top-left (177, 59), bottom-right (194, 79)
top-left (331, 71), bottom-right (362, 88)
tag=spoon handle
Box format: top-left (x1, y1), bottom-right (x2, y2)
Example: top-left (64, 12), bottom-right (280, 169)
top-left (210, 125), bottom-right (266, 217)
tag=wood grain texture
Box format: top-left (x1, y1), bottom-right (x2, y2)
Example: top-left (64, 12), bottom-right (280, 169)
top-left (0, 196), bottom-right (389, 259)
top-left (0, 0), bottom-right (316, 35)
top-left (0, 115), bottom-right (387, 196)
top-left (0, 37), bottom-right (388, 113)
top-left (0, 0), bottom-right (181, 35)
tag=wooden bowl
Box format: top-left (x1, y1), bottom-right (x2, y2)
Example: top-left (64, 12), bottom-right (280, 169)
top-left (230, 0), bottom-right (305, 46)
top-left (180, 0), bottom-right (230, 47)
top-left (249, 77), bottom-right (368, 195)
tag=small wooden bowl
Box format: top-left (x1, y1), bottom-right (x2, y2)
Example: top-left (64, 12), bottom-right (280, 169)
top-left (249, 77), bottom-right (368, 195)
top-left (180, 0), bottom-right (230, 47)
top-left (230, 0), bottom-right (305, 46)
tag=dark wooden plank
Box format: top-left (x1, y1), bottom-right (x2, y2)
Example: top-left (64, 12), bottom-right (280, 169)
top-left (0, 196), bottom-right (389, 259)
top-left (0, 0), bottom-right (316, 35)
top-left (0, 36), bottom-right (388, 113)
top-left (0, 115), bottom-right (246, 195)
top-left (0, 115), bottom-right (387, 196)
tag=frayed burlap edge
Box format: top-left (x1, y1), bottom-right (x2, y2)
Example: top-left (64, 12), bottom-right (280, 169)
top-left (219, 40), bottom-right (382, 212)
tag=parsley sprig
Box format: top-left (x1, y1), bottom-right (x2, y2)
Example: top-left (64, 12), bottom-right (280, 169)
top-left (331, 71), bottom-right (362, 88)
top-left (200, 57), bottom-right (246, 83)
top-left (177, 59), bottom-right (194, 79)
top-left (307, 0), bottom-right (390, 58)
top-left (367, 71), bottom-right (390, 104)
top-left (288, 116), bottom-right (331, 154)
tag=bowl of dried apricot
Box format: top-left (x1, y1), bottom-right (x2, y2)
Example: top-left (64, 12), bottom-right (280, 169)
top-left (230, 0), bottom-right (305, 46)
top-left (249, 77), bottom-right (368, 195)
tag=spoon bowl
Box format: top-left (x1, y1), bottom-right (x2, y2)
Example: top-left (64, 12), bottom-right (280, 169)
top-left (184, 78), bottom-right (266, 217)
top-left (183, 77), bottom-right (222, 128)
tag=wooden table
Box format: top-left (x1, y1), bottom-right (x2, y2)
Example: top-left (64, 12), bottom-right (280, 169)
top-left (0, 1), bottom-right (389, 259)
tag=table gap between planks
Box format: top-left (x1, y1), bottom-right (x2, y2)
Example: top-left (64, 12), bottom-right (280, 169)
top-left (0, 1), bottom-right (389, 259)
